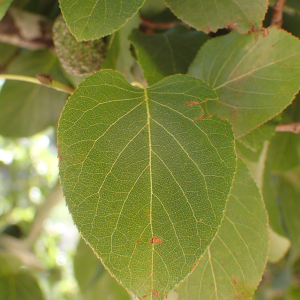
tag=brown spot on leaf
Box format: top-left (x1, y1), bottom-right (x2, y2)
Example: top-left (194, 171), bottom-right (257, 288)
top-left (191, 262), bottom-right (197, 272)
top-left (152, 290), bottom-right (159, 298)
top-left (136, 239), bottom-right (140, 244)
top-left (221, 263), bottom-right (226, 267)
top-left (150, 237), bottom-right (163, 244)
top-left (142, 295), bottom-right (147, 298)
top-left (145, 210), bottom-right (151, 218)
top-left (233, 276), bottom-right (237, 286)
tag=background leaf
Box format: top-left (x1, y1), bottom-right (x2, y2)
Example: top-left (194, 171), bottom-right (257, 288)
top-left (176, 158), bottom-right (269, 300)
top-left (0, 0), bottom-right (12, 20)
top-left (74, 238), bottom-right (131, 300)
top-left (189, 27), bottom-right (300, 138)
top-left (58, 70), bottom-right (236, 299)
top-left (59, 0), bottom-right (146, 41)
top-left (129, 26), bottom-right (209, 86)
top-left (0, 50), bottom-right (68, 137)
top-left (0, 252), bottom-right (44, 300)
top-left (165, 0), bottom-right (268, 34)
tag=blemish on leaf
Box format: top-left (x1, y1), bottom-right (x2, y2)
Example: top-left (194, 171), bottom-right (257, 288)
top-left (136, 239), bottom-right (140, 244)
top-left (191, 262), bottom-right (197, 272)
top-left (145, 210), bottom-right (151, 218)
top-left (233, 276), bottom-right (237, 286)
top-left (152, 290), bottom-right (159, 298)
top-left (221, 263), bottom-right (226, 267)
top-left (150, 237), bottom-right (163, 244)
top-left (142, 295), bottom-right (147, 298)
top-left (185, 101), bottom-right (201, 106)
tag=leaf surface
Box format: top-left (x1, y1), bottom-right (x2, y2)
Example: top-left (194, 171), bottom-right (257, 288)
top-left (129, 26), bottom-right (209, 86)
top-left (0, 50), bottom-right (68, 137)
top-left (59, 0), bottom-right (146, 41)
top-left (176, 158), bottom-right (269, 300)
top-left (189, 27), bottom-right (300, 138)
top-left (165, 0), bottom-right (268, 34)
top-left (58, 70), bottom-right (237, 299)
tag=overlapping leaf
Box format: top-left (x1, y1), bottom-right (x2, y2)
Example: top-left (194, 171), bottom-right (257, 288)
top-left (189, 27), bottom-right (300, 138)
top-left (129, 26), bottom-right (209, 86)
top-left (58, 70), bottom-right (237, 299)
top-left (165, 0), bottom-right (268, 34)
top-left (176, 159), bottom-right (269, 300)
top-left (59, 0), bottom-right (145, 41)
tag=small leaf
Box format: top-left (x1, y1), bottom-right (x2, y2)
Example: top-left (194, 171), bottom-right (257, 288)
top-left (165, 0), bottom-right (268, 34)
top-left (58, 70), bottom-right (237, 299)
top-left (189, 27), bottom-right (300, 138)
top-left (129, 26), bottom-right (209, 86)
top-left (237, 118), bottom-right (278, 152)
top-left (59, 0), bottom-right (146, 41)
top-left (0, 50), bottom-right (68, 137)
top-left (176, 158), bottom-right (269, 300)
top-left (0, 0), bottom-right (12, 20)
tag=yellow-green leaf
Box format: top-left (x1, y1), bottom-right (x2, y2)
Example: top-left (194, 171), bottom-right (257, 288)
top-left (58, 70), bottom-right (237, 299)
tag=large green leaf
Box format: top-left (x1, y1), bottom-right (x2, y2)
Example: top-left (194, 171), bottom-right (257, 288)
top-left (74, 238), bottom-right (131, 300)
top-left (58, 70), bottom-right (237, 299)
top-left (59, 0), bottom-right (146, 41)
top-left (0, 50), bottom-right (68, 137)
top-left (189, 27), bottom-right (300, 138)
top-left (176, 158), bottom-right (269, 300)
top-left (165, 0), bottom-right (268, 34)
top-left (129, 26), bottom-right (209, 86)
top-left (0, 0), bottom-right (12, 20)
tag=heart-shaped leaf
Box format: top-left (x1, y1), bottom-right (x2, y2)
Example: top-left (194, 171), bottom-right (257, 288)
top-left (176, 158), bottom-right (269, 299)
top-left (165, 0), bottom-right (268, 34)
top-left (59, 0), bottom-right (146, 41)
top-left (189, 27), bottom-right (300, 138)
top-left (58, 70), bottom-right (237, 299)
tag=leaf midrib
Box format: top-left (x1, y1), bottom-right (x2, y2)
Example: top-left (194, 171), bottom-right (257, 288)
top-left (144, 87), bottom-right (155, 295)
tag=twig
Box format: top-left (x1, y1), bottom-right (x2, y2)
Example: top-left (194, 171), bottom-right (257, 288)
top-left (0, 74), bottom-right (74, 94)
top-left (272, 0), bottom-right (287, 28)
top-left (0, 7), bottom-right (54, 50)
top-left (276, 122), bottom-right (300, 133)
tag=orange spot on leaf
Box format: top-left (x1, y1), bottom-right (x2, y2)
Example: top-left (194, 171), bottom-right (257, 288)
top-left (145, 210), bottom-right (151, 218)
top-left (149, 237), bottom-right (163, 244)
top-left (142, 295), bottom-right (147, 298)
top-left (233, 276), bottom-right (237, 286)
